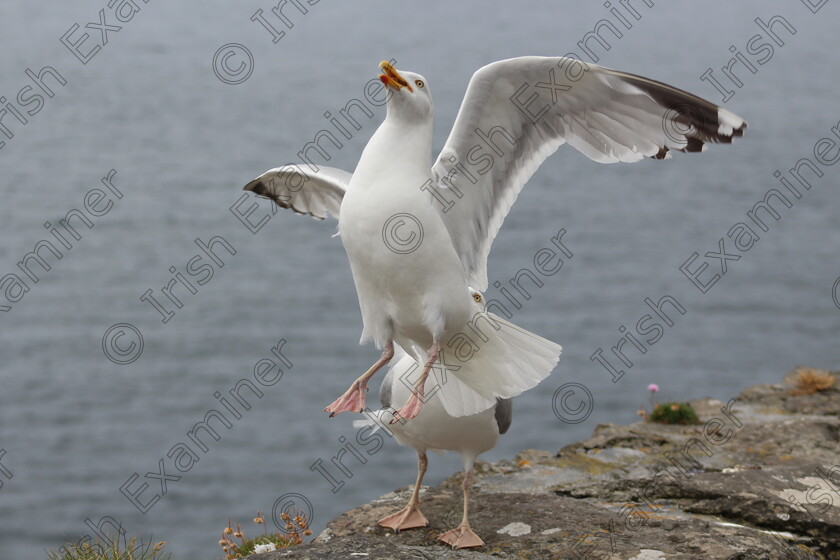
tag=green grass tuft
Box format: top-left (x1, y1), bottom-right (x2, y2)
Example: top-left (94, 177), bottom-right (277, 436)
top-left (218, 509), bottom-right (310, 558)
top-left (224, 534), bottom-right (297, 558)
top-left (45, 536), bottom-right (169, 560)
top-left (649, 402), bottom-right (700, 425)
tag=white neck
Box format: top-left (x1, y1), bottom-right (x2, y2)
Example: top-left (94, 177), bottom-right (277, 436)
top-left (351, 112), bottom-right (433, 188)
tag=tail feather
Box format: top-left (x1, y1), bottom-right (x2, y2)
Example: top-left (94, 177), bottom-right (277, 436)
top-left (435, 313), bottom-right (561, 417)
top-left (352, 408), bottom-right (394, 435)
top-left (429, 366), bottom-right (496, 415)
top-left (352, 412), bottom-right (384, 434)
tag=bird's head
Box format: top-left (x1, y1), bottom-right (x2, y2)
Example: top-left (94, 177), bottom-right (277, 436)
top-left (379, 61), bottom-right (433, 122)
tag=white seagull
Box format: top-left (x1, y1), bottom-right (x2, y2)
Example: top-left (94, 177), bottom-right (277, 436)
top-left (355, 347), bottom-right (512, 548)
top-left (243, 57), bottom-right (746, 422)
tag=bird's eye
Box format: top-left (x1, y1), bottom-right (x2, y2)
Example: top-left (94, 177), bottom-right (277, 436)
top-left (472, 293), bottom-right (482, 303)
top-left (415, 80), bottom-right (425, 89)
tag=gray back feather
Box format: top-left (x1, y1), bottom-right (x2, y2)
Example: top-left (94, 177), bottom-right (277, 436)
top-left (379, 374), bottom-right (393, 409)
top-left (495, 398), bottom-right (512, 434)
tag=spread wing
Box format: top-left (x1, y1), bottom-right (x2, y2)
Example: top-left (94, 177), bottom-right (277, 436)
top-left (432, 56), bottom-right (747, 291)
top-left (243, 165), bottom-right (351, 220)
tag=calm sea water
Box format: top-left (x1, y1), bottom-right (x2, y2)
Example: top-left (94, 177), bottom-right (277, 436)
top-left (1, 1), bottom-right (838, 557)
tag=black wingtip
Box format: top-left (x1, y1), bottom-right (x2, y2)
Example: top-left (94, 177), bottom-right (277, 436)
top-left (685, 137), bottom-right (705, 153)
top-left (617, 71), bottom-right (748, 160)
top-left (243, 179), bottom-right (295, 212)
top-left (244, 179), bottom-right (266, 195)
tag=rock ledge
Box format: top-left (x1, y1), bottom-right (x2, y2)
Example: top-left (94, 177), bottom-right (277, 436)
top-left (255, 368), bottom-right (839, 559)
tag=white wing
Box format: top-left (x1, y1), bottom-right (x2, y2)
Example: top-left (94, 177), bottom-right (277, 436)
top-left (243, 165), bottom-right (351, 220)
top-left (432, 56), bottom-right (747, 291)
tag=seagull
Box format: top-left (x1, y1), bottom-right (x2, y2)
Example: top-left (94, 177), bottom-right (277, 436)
top-left (242, 57), bottom-right (746, 421)
top-left (354, 347), bottom-right (511, 548)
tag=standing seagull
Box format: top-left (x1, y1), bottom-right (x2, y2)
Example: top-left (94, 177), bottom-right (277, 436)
top-left (355, 346), bottom-right (511, 548)
top-left (243, 57), bottom-right (746, 421)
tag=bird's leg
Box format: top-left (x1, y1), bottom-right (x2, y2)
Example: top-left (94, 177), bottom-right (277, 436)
top-left (392, 341), bottom-right (440, 423)
top-left (438, 467), bottom-right (484, 549)
top-left (378, 452), bottom-right (429, 532)
top-left (324, 341), bottom-right (394, 417)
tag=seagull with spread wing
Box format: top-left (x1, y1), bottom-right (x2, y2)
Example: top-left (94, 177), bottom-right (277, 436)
top-left (243, 57), bottom-right (746, 423)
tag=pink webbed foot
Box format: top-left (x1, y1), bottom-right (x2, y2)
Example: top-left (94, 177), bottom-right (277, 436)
top-left (324, 381), bottom-right (367, 417)
top-left (391, 392), bottom-right (424, 423)
top-left (378, 504), bottom-right (429, 532)
top-left (438, 524), bottom-right (485, 549)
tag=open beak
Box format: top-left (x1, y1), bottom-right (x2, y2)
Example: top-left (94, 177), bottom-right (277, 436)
top-left (379, 60), bottom-right (413, 92)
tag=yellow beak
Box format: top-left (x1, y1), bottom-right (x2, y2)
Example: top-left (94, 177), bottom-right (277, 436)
top-left (379, 60), bottom-right (413, 92)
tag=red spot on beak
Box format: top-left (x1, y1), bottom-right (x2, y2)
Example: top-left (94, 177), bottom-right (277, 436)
top-left (379, 74), bottom-right (389, 85)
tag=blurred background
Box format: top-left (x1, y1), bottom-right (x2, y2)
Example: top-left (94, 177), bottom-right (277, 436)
top-left (0, 1), bottom-right (838, 557)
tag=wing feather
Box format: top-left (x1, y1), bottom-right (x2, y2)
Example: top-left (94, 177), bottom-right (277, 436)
top-left (431, 56), bottom-right (747, 290)
top-left (243, 165), bottom-right (351, 220)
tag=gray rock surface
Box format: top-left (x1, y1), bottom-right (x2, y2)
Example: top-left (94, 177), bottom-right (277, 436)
top-left (250, 368), bottom-right (839, 559)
